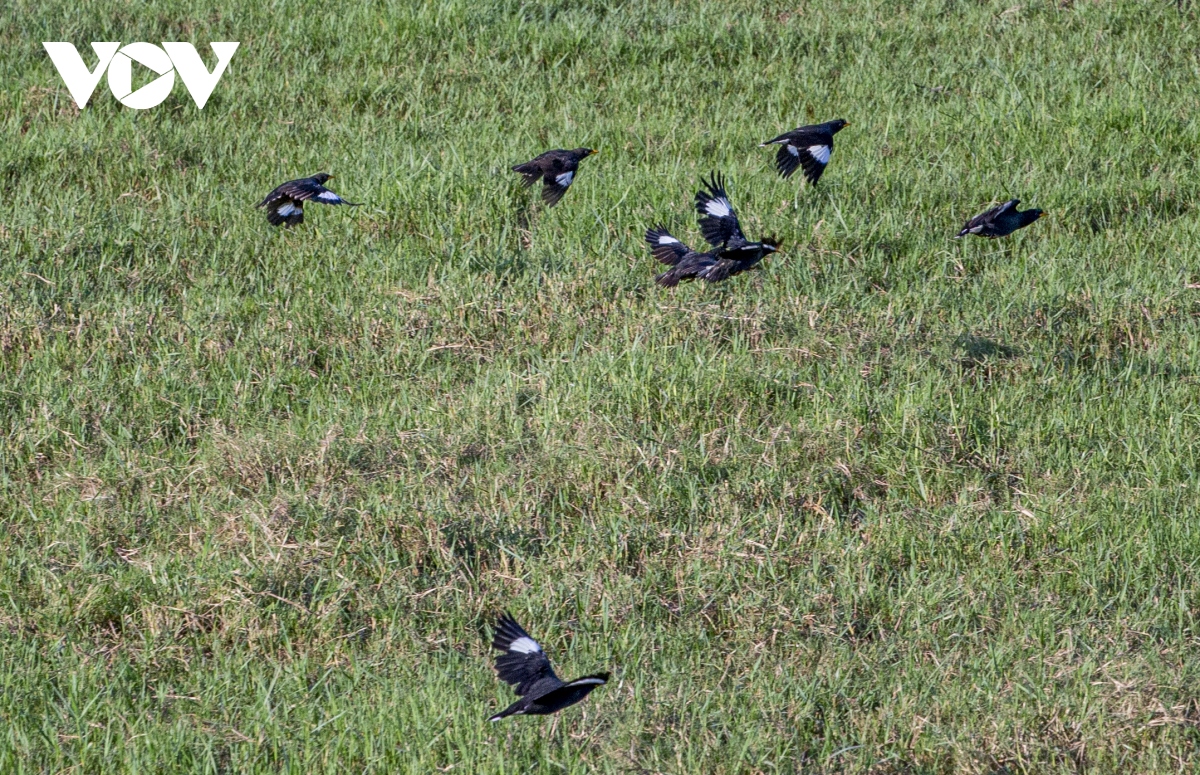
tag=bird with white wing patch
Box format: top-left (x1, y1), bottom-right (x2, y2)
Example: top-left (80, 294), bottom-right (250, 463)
top-left (255, 173), bottom-right (361, 227)
top-left (511, 148), bottom-right (598, 207)
top-left (487, 612), bottom-right (610, 721)
top-left (759, 118), bottom-right (849, 185)
top-left (642, 173), bottom-right (781, 288)
top-left (692, 173), bottom-right (781, 273)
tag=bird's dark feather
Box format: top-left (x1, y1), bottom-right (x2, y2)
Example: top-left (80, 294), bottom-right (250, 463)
top-left (956, 199), bottom-right (1042, 238)
top-left (491, 612), bottom-right (558, 696)
top-left (694, 172), bottom-right (745, 248)
top-left (774, 146), bottom-right (802, 179)
top-left (761, 119), bottom-right (847, 184)
top-left (655, 252), bottom-right (718, 287)
top-left (645, 226), bottom-right (691, 265)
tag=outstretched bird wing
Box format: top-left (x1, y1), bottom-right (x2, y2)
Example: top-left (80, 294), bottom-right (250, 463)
top-left (995, 198), bottom-right (1020, 215)
top-left (300, 182), bottom-right (360, 207)
top-left (645, 225), bottom-right (691, 265)
top-left (491, 613), bottom-right (560, 696)
top-left (714, 242), bottom-right (772, 264)
top-left (761, 126), bottom-right (835, 183)
top-left (541, 170), bottom-right (576, 206)
top-left (694, 173), bottom-right (745, 248)
top-left (698, 258), bottom-right (744, 283)
top-left (655, 252), bottom-right (718, 287)
top-left (956, 199), bottom-right (1020, 238)
top-left (772, 143), bottom-right (804, 180)
top-left (794, 142), bottom-right (832, 184)
top-left (259, 179), bottom-right (358, 207)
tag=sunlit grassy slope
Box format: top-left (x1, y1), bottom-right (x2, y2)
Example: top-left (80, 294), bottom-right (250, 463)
top-left (2, 0), bottom-right (1200, 772)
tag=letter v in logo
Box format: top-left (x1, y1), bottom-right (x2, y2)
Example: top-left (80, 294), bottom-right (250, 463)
top-left (162, 43), bottom-right (239, 109)
top-left (43, 42), bottom-right (120, 108)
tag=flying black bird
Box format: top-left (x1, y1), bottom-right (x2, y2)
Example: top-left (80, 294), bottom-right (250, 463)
top-left (955, 199), bottom-right (1045, 239)
top-left (487, 612), bottom-right (609, 722)
top-left (256, 173), bottom-right (360, 226)
top-left (646, 225), bottom-right (719, 287)
top-left (693, 173), bottom-right (781, 264)
top-left (759, 119), bottom-right (849, 184)
top-left (647, 225), bottom-right (770, 287)
top-left (512, 148), bottom-right (598, 207)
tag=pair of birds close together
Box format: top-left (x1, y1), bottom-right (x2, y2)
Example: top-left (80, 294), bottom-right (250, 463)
top-left (647, 173), bottom-right (779, 287)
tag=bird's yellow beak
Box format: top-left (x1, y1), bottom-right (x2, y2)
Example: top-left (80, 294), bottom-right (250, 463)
top-left (589, 149), bottom-right (599, 155)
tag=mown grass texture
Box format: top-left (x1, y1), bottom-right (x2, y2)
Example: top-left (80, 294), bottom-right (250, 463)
top-left (2, 0), bottom-right (1200, 772)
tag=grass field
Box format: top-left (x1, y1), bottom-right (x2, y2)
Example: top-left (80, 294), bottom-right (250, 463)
top-left (3, 0), bottom-right (1200, 771)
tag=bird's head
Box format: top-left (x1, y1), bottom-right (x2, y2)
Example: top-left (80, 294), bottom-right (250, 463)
top-left (576, 148), bottom-right (599, 159)
top-left (828, 119), bottom-right (850, 133)
top-left (312, 173), bottom-right (334, 184)
top-left (762, 237), bottom-right (782, 253)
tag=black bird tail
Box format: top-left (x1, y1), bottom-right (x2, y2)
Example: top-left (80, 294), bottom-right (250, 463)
top-left (487, 699), bottom-right (525, 722)
top-left (511, 163), bottom-right (541, 187)
top-left (654, 267), bottom-right (686, 287)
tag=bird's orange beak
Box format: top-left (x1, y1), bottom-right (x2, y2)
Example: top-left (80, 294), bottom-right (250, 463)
top-left (589, 149), bottom-right (599, 155)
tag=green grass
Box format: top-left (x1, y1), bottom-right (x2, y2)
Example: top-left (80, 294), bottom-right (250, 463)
top-left (3, 0), bottom-right (1200, 771)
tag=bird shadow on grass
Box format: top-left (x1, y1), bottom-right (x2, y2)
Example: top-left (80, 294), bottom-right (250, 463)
top-left (515, 203), bottom-right (535, 251)
top-left (954, 334), bottom-right (1021, 368)
top-left (1, 151), bottom-right (49, 186)
top-left (466, 199), bottom-right (578, 278)
top-left (440, 517), bottom-right (547, 574)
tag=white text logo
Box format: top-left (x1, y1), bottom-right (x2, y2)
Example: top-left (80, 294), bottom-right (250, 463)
top-left (43, 42), bottom-right (239, 110)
